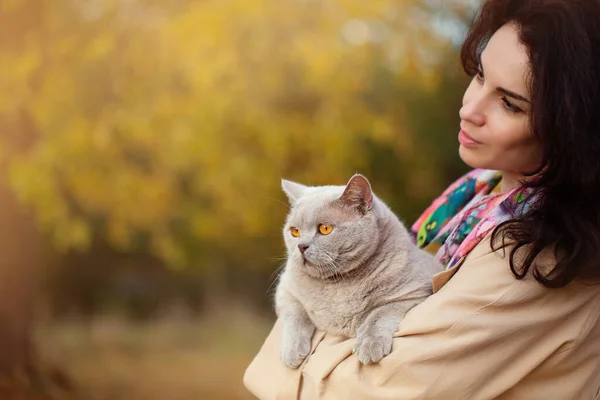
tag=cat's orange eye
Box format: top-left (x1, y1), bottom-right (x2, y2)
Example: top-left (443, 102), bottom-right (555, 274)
top-left (318, 224), bottom-right (333, 235)
top-left (290, 227), bottom-right (300, 237)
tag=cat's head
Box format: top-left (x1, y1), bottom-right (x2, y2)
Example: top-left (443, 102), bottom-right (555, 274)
top-left (281, 174), bottom-right (382, 280)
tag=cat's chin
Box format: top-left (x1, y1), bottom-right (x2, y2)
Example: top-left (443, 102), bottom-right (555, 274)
top-left (305, 268), bottom-right (334, 280)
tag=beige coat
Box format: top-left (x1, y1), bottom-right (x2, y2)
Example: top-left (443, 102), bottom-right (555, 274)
top-left (244, 233), bottom-right (600, 399)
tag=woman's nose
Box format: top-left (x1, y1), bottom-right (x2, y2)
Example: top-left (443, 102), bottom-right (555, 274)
top-left (460, 92), bottom-right (486, 127)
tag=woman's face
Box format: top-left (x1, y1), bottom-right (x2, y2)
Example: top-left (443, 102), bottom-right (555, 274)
top-left (459, 23), bottom-right (541, 178)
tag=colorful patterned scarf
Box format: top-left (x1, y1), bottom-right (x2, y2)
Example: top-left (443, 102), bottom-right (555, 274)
top-left (410, 169), bottom-right (534, 270)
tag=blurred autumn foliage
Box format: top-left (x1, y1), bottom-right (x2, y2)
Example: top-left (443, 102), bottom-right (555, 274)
top-left (0, 0), bottom-right (477, 397)
top-left (1, 0), bottom-right (472, 267)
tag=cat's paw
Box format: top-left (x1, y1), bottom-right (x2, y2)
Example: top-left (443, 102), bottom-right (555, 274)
top-left (353, 333), bottom-right (393, 364)
top-left (279, 332), bottom-right (312, 369)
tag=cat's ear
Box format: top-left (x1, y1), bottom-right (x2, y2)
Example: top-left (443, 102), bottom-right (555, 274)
top-left (339, 174), bottom-right (373, 214)
top-left (281, 179), bottom-right (308, 205)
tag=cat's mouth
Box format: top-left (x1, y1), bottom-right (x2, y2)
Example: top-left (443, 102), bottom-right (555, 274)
top-left (300, 257), bottom-right (344, 280)
top-left (300, 254), bottom-right (316, 268)
top-left (302, 255), bottom-right (320, 267)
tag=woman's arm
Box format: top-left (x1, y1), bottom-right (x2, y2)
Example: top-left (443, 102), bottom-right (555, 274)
top-left (244, 235), bottom-right (600, 399)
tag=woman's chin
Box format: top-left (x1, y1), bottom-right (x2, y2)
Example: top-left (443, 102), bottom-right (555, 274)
top-left (459, 145), bottom-right (486, 169)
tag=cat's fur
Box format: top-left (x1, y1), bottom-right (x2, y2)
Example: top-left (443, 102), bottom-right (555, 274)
top-left (275, 174), bottom-right (443, 368)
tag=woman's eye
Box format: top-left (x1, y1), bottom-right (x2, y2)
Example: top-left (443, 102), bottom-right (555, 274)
top-left (290, 227), bottom-right (300, 237)
top-left (501, 97), bottom-right (523, 114)
top-left (318, 224), bottom-right (333, 235)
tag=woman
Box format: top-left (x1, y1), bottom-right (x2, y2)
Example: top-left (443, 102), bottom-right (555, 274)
top-left (244, 0), bottom-right (600, 398)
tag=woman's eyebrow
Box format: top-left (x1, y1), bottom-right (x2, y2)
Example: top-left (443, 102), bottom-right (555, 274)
top-left (477, 54), bottom-right (531, 104)
top-left (498, 87), bottom-right (531, 103)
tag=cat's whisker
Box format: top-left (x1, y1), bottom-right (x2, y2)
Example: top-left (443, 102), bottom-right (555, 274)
top-left (268, 256), bottom-right (289, 262)
top-left (266, 262), bottom-right (286, 295)
top-left (317, 257), bottom-right (341, 283)
top-left (317, 264), bottom-right (328, 279)
top-left (321, 251), bottom-right (345, 282)
top-left (325, 259), bottom-right (343, 283)
top-left (322, 263), bottom-right (337, 281)
top-left (329, 258), bottom-right (344, 275)
top-left (315, 254), bottom-right (333, 277)
top-left (268, 259), bottom-right (287, 281)
top-left (322, 261), bottom-right (338, 282)
top-left (263, 196), bottom-right (291, 210)
top-left (328, 262), bottom-right (343, 283)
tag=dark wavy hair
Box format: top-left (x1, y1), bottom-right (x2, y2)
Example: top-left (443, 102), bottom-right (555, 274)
top-left (461, 0), bottom-right (600, 288)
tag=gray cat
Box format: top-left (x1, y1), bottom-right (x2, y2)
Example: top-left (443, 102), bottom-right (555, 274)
top-left (275, 174), bottom-right (443, 368)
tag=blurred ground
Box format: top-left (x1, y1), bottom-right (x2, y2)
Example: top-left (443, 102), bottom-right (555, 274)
top-left (33, 311), bottom-right (272, 400)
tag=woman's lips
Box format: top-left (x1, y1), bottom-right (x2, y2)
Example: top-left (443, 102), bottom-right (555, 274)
top-left (458, 129), bottom-right (482, 147)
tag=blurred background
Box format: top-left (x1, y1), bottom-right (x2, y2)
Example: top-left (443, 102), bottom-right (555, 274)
top-left (0, 0), bottom-right (479, 399)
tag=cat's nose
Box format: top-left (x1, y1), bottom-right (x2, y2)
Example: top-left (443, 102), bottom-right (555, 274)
top-left (298, 244), bottom-right (309, 254)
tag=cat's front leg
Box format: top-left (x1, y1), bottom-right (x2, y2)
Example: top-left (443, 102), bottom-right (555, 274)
top-left (278, 292), bottom-right (316, 369)
top-left (354, 302), bottom-right (411, 364)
